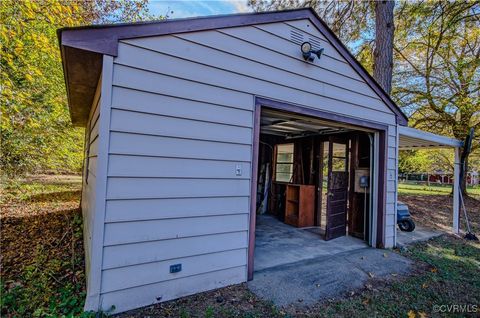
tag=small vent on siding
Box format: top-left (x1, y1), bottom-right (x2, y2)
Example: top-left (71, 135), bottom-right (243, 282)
top-left (290, 29), bottom-right (304, 44)
top-left (309, 37), bottom-right (322, 51)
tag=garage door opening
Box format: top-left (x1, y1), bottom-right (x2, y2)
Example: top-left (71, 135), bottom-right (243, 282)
top-left (250, 106), bottom-right (380, 273)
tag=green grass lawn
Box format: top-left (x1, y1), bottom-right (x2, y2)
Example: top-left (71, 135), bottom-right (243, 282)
top-left (398, 183), bottom-right (480, 198)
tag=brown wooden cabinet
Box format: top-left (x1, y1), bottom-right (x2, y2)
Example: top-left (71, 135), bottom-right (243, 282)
top-left (284, 184), bottom-right (315, 227)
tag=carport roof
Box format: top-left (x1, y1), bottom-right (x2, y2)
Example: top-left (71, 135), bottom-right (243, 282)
top-left (399, 126), bottom-right (463, 150)
top-left (58, 8), bottom-right (409, 127)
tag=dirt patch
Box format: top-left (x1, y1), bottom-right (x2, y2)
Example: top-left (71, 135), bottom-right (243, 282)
top-left (399, 194), bottom-right (480, 233)
top-left (117, 284), bottom-right (282, 318)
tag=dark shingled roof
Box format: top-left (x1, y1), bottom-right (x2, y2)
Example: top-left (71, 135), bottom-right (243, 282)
top-left (58, 8), bottom-right (408, 126)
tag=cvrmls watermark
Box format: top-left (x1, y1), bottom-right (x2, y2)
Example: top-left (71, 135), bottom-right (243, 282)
top-left (433, 304), bottom-right (478, 313)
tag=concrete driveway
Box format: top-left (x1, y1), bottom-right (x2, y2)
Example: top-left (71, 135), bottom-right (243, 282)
top-left (248, 247), bottom-right (413, 308)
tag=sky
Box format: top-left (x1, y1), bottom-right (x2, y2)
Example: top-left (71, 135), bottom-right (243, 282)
top-left (148, 0), bottom-right (251, 19)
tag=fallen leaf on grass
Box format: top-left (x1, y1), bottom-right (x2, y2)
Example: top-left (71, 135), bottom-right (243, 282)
top-left (407, 310), bottom-right (416, 318)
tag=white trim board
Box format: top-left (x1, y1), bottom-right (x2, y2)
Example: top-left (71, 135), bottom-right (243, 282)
top-left (398, 126), bottom-right (463, 149)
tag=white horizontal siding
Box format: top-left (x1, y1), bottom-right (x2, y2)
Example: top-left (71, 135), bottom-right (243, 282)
top-left (105, 197), bottom-right (250, 222)
top-left (120, 36), bottom-right (387, 114)
top-left (116, 42), bottom-right (396, 124)
top-left (106, 178), bottom-right (250, 200)
top-left (104, 214), bottom-right (249, 246)
top-left (101, 249), bottom-right (247, 293)
top-left (81, 80), bottom-right (101, 307)
top-left (102, 231), bottom-right (248, 269)
top-left (109, 132), bottom-right (252, 162)
top-left (113, 64), bottom-right (253, 111)
top-left (108, 155), bottom-right (251, 179)
top-left (110, 108), bottom-right (252, 145)
top-left (176, 28), bottom-right (375, 98)
top-left (252, 23), bottom-right (357, 77)
top-left (111, 87), bottom-right (252, 126)
top-left (100, 267), bottom-right (246, 313)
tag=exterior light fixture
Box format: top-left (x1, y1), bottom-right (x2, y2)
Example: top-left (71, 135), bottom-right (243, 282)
top-left (300, 41), bottom-right (324, 62)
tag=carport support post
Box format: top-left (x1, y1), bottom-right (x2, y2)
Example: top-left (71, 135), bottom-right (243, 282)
top-left (453, 147), bottom-right (460, 234)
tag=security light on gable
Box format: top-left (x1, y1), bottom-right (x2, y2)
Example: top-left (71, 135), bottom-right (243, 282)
top-left (301, 42), bottom-right (324, 62)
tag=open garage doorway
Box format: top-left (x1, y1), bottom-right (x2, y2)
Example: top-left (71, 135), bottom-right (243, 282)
top-left (249, 102), bottom-right (384, 276)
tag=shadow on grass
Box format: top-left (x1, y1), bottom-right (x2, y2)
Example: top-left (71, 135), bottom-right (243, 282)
top-left (25, 190), bottom-right (82, 203)
top-left (1, 205), bottom-right (87, 317)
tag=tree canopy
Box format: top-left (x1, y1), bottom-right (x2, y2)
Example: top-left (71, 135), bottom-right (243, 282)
top-left (249, 0), bottom-right (480, 175)
top-left (1, 0), bottom-right (154, 177)
top-left (1, 0), bottom-right (479, 177)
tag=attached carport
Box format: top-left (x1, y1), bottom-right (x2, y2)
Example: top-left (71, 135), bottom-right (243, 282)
top-left (395, 126), bottom-right (464, 246)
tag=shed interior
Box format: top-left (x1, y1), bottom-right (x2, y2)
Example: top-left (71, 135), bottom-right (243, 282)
top-left (255, 108), bottom-right (375, 262)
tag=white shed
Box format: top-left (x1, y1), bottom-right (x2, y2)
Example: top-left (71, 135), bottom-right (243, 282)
top-left (58, 8), bottom-right (462, 314)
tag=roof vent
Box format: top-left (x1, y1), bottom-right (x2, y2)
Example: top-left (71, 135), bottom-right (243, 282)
top-left (309, 37), bottom-right (322, 51)
top-left (290, 29), bottom-right (304, 45)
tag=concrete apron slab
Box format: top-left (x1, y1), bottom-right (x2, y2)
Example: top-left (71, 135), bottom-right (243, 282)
top-left (396, 225), bottom-right (444, 248)
top-left (254, 215), bottom-right (367, 271)
top-left (248, 248), bottom-right (413, 308)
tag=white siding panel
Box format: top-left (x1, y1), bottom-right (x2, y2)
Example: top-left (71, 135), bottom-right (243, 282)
top-left (387, 191), bottom-right (395, 203)
top-left (109, 132), bottom-right (252, 162)
top-left (386, 203), bottom-right (395, 215)
top-left (114, 45), bottom-right (395, 124)
top-left (385, 225), bottom-right (395, 238)
top-left (101, 249), bottom-right (247, 293)
top-left (81, 79), bottom-right (102, 310)
top-left (388, 158), bottom-right (396, 170)
top-left (388, 146), bottom-right (396, 159)
top-left (110, 108), bottom-right (252, 145)
top-left (102, 231), bottom-right (248, 269)
top-left (385, 236), bottom-right (394, 248)
top-left (105, 197), bottom-right (249, 222)
top-left (220, 25), bottom-right (361, 84)
top-left (111, 87), bottom-right (252, 127)
top-left (177, 30), bottom-right (376, 98)
top-left (106, 178), bottom-right (250, 200)
top-left (100, 267), bottom-right (246, 314)
top-left (388, 135), bottom-right (396, 148)
top-left (113, 64), bottom-right (253, 111)
top-left (254, 23), bottom-right (352, 72)
top-left (108, 155), bottom-right (251, 179)
top-left (121, 38), bottom-right (385, 112)
top-left (89, 137), bottom-right (99, 157)
top-left (88, 156), bottom-right (97, 178)
top-left (104, 214), bottom-right (249, 245)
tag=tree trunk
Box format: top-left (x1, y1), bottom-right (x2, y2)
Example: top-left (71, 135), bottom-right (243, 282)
top-left (373, 0), bottom-right (395, 94)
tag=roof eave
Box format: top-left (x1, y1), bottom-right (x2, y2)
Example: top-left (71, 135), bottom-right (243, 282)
top-left (59, 7), bottom-right (409, 127)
